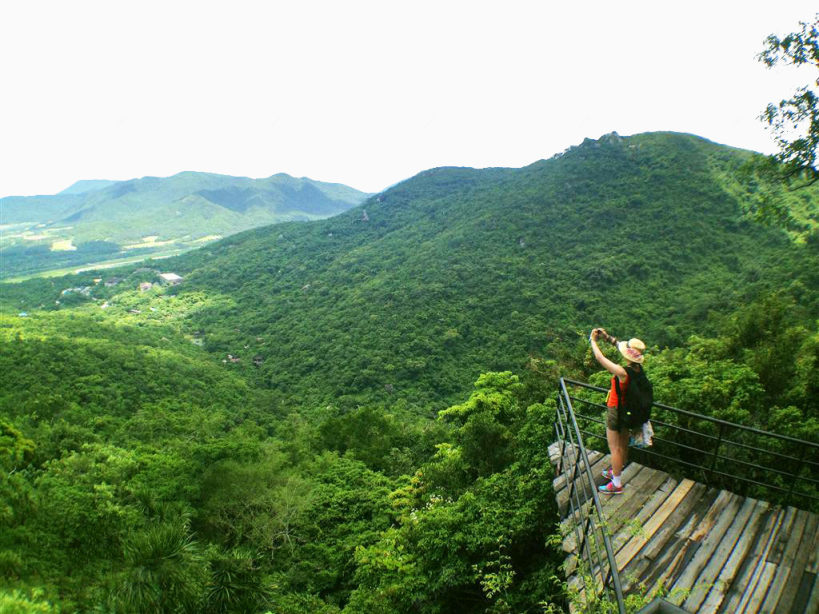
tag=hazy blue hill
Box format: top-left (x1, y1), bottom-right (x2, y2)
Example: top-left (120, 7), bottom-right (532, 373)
top-left (159, 131), bottom-right (818, 410)
top-left (0, 171), bottom-right (369, 279)
top-left (1, 171), bottom-right (368, 237)
top-left (58, 179), bottom-right (117, 195)
top-left (0, 193), bottom-right (86, 224)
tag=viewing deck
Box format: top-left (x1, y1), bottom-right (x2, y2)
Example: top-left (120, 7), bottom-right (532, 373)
top-left (549, 443), bottom-right (819, 614)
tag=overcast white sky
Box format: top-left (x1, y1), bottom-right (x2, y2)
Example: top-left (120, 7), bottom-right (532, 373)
top-left (0, 1), bottom-right (816, 197)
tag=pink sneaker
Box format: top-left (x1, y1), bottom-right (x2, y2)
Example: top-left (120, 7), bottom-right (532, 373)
top-left (598, 481), bottom-right (623, 495)
top-left (602, 463), bottom-right (629, 480)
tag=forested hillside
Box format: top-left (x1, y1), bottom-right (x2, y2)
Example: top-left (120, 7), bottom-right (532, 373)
top-left (171, 132), bottom-right (817, 410)
top-left (1, 131), bottom-right (817, 612)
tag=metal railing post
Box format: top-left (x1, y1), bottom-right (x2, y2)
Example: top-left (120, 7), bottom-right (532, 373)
top-left (785, 444), bottom-right (807, 507)
top-left (707, 422), bottom-right (725, 486)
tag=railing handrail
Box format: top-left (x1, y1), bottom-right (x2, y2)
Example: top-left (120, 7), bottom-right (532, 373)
top-left (562, 378), bottom-right (819, 508)
top-left (562, 378), bottom-right (819, 448)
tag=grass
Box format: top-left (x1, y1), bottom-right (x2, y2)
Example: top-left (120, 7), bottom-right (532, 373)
top-left (3, 248), bottom-right (189, 282)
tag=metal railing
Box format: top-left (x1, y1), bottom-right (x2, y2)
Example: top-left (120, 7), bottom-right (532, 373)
top-left (554, 378), bottom-right (627, 614)
top-left (553, 377), bottom-right (819, 613)
top-left (561, 378), bottom-right (819, 510)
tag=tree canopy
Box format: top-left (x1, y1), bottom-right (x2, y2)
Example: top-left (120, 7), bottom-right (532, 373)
top-left (759, 13), bottom-right (819, 186)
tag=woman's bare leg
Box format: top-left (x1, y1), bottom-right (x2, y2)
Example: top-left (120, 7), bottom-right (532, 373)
top-left (618, 430), bottom-right (630, 475)
top-left (606, 428), bottom-right (623, 475)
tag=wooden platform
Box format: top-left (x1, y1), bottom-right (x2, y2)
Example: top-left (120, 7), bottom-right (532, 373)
top-left (548, 442), bottom-right (819, 613)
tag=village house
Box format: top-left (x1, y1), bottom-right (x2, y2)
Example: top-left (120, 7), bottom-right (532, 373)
top-left (139, 282), bottom-right (153, 292)
top-left (61, 286), bottom-right (92, 296)
top-left (158, 273), bottom-right (183, 285)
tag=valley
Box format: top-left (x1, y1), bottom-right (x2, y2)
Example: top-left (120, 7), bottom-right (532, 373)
top-left (0, 172), bottom-right (369, 280)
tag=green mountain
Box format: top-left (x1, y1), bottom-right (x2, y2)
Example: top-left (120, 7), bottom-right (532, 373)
top-left (2, 131), bottom-right (817, 613)
top-left (9, 132), bottom-right (816, 411)
top-left (0, 172), bottom-right (369, 279)
top-left (162, 131), bottom-right (817, 410)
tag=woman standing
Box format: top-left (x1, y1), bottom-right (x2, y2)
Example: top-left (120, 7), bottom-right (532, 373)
top-left (589, 328), bottom-right (646, 494)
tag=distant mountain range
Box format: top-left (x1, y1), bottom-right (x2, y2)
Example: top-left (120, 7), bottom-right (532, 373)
top-left (2, 131), bottom-right (818, 408)
top-left (0, 172), bottom-right (369, 278)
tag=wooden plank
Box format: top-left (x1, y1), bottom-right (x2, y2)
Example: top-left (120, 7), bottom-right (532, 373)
top-left (551, 441), bottom-right (604, 470)
top-left (734, 506), bottom-right (795, 614)
top-left (657, 487), bottom-right (734, 598)
top-left (561, 466), bottom-right (654, 570)
top-left (614, 479), bottom-right (696, 571)
top-left (806, 514), bottom-right (819, 576)
top-left (561, 500), bottom-right (595, 552)
top-left (552, 444), bottom-right (602, 486)
top-left (640, 486), bottom-right (722, 601)
top-left (801, 571), bottom-right (819, 614)
top-left (787, 511), bottom-right (819, 614)
top-left (743, 563), bottom-right (778, 614)
top-left (553, 450), bottom-right (604, 493)
top-left (586, 450), bottom-right (612, 482)
top-left (760, 508), bottom-right (811, 613)
top-left (565, 517), bottom-right (618, 587)
top-left (550, 441), bottom-right (580, 478)
top-left (639, 482), bottom-right (710, 563)
top-left (773, 509), bottom-right (819, 614)
top-left (594, 462), bottom-right (648, 522)
top-left (716, 507), bottom-right (783, 614)
top-left (555, 466), bottom-right (601, 512)
top-left (604, 467), bottom-right (668, 533)
top-left (698, 499), bottom-right (770, 614)
top-left (610, 476), bottom-right (678, 556)
top-left (665, 490), bottom-right (742, 607)
top-left (558, 475), bottom-right (596, 518)
top-left (563, 467), bottom-right (659, 606)
top-left (557, 451), bottom-right (617, 518)
top-left (550, 442), bottom-right (587, 483)
top-left (682, 495), bottom-right (757, 612)
top-left (620, 481), bottom-right (709, 594)
top-left (557, 473), bottom-right (590, 516)
top-left (556, 452), bottom-right (610, 516)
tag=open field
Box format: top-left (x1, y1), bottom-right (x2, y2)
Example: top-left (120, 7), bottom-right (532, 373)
top-left (3, 247), bottom-right (188, 283)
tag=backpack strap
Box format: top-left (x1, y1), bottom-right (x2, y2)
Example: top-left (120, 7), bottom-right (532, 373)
top-left (614, 367), bottom-right (638, 430)
top-left (613, 374), bottom-right (626, 430)
top-left (614, 367), bottom-right (634, 406)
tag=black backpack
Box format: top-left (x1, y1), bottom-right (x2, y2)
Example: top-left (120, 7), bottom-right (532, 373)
top-left (615, 366), bottom-right (653, 429)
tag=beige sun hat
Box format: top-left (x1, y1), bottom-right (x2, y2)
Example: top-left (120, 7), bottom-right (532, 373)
top-left (617, 338), bottom-right (646, 364)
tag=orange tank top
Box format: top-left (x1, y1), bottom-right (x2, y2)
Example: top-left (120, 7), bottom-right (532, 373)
top-left (606, 373), bottom-right (630, 408)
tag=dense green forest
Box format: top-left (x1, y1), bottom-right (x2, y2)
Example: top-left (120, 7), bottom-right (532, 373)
top-left (126, 132), bottom-right (818, 410)
top-left (1, 132), bottom-right (817, 612)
